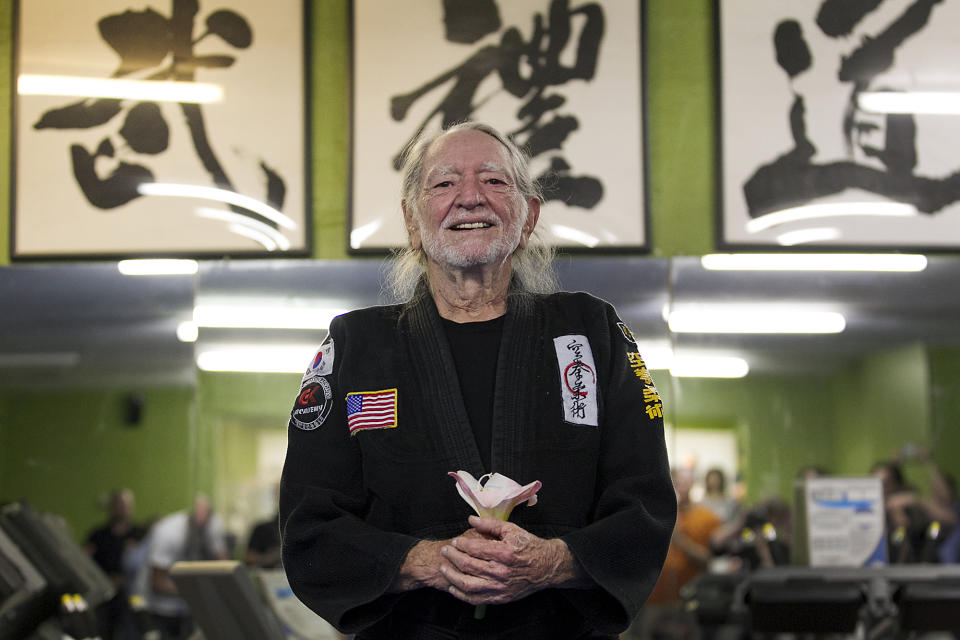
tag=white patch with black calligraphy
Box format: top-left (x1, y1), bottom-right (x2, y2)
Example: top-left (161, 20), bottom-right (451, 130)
top-left (553, 334), bottom-right (598, 427)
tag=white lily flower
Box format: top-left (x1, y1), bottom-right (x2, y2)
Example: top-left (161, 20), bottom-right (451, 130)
top-left (448, 470), bottom-right (542, 520)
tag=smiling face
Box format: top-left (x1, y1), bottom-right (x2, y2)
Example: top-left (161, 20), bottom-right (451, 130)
top-left (404, 129), bottom-right (539, 272)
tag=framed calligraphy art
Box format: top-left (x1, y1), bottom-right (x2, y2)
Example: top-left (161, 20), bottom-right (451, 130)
top-left (11, 0), bottom-right (310, 259)
top-left (349, 0), bottom-right (649, 252)
top-left (717, 0), bottom-right (960, 251)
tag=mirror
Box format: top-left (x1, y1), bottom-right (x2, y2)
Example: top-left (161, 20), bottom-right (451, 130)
top-left (2, 256), bottom-right (959, 560)
top-left (668, 256), bottom-right (960, 513)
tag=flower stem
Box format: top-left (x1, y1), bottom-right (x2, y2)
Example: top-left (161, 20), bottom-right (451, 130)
top-left (474, 604), bottom-right (487, 619)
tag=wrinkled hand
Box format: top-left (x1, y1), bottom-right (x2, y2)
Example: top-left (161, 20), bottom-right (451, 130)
top-left (439, 515), bottom-right (568, 606)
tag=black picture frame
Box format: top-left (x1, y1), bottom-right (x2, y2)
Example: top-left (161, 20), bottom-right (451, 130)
top-left (10, 0), bottom-right (311, 260)
top-left (348, 0), bottom-right (650, 253)
top-left (716, 0), bottom-right (960, 251)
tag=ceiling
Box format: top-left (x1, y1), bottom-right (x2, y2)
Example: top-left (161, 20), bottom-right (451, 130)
top-left (669, 255), bottom-right (960, 374)
top-left (1, 255), bottom-right (959, 390)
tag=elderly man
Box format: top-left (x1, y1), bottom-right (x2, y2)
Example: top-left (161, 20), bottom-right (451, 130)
top-left (280, 122), bottom-right (676, 640)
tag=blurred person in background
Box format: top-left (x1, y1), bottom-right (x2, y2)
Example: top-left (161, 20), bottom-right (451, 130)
top-left (85, 488), bottom-right (146, 640)
top-left (881, 444), bottom-right (959, 563)
top-left (626, 468), bottom-right (721, 640)
top-left (133, 494), bottom-right (228, 639)
top-left (709, 496), bottom-right (792, 571)
top-left (699, 468), bottom-right (741, 524)
top-left (244, 511), bottom-right (282, 569)
top-left (872, 456), bottom-right (937, 563)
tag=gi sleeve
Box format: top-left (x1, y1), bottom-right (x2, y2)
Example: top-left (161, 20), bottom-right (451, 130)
top-left (278, 316), bottom-right (419, 633)
top-left (559, 301), bottom-right (678, 634)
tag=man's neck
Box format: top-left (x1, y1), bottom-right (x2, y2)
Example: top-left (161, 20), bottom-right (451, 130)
top-left (427, 260), bottom-right (512, 322)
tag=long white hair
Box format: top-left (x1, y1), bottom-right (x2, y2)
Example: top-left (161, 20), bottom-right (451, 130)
top-left (383, 122), bottom-right (557, 303)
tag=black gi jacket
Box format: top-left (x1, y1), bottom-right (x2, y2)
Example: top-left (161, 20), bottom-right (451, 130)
top-left (280, 289), bottom-right (676, 639)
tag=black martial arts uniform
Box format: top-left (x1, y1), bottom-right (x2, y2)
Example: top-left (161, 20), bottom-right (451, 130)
top-left (280, 288), bottom-right (676, 640)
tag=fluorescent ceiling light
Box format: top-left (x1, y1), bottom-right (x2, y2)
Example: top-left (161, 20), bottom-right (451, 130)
top-left (670, 356), bottom-right (749, 379)
top-left (668, 306), bottom-right (846, 334)
top-left (746, 202), bottom-right (916, 233)
top-left (858, 91), bottom-right (960, 115)
top-left (193, 303), bottom-right (345, 330)
top-left (0, 352), bottom-right (80, 367)
top-left (138, 183), bottom-right (297, 231)
top-left (550, 224), bottom-right (600, 248)
top-left (118, 258), bottom-right (199, 276)
top-left (776, 227), bottom-right (842, 246)
top-left (634, 342), bottom-right (674, 371)
top-left (18, 74), bottom-right (222, 103)
top-left (701, 253), bottom-right (927, 272)
top-left (177, 321), bottom-right (199, 343)
top-left (197, 345), bottom-right (315, 373)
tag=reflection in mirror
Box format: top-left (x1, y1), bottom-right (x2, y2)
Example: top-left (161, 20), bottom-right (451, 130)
top-left (0, 262), bottom-right (198, 545)
top-left (0, 257), bottom-right (674, 550)
top-left (4, 256), bottom-right (960, 573)
top-left (0, 262), bottom-right (196, 389)
top-left (666, 255), bottom-right (960, 564)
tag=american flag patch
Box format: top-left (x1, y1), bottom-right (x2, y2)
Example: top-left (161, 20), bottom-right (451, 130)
top-left (346, 389), bottom-right (398, 435)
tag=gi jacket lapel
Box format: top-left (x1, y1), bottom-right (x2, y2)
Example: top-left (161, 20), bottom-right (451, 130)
top-left (490, 295), bottom-right (540, 479)
top-left (400, 288), bottom-right (542, 482)
top-left (402, 290), bottom-right (483, 473)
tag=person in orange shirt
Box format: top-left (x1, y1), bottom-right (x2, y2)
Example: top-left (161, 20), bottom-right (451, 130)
top-left (628, 468), bottom-right (721, 640)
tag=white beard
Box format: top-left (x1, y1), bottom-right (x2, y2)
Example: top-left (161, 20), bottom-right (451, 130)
top-left (417, 208), bottom-right (526, 269)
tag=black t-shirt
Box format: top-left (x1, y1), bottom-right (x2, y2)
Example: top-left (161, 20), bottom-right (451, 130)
top-left (440, 315), bottom-right (504, 472)
top-left (86, 522), bottom-right (145, 577)
top-left (247, 514), bottom-right (282, 567)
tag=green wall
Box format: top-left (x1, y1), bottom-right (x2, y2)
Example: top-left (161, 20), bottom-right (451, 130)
top-left (309, 0), bottom-right (351, 259)
top-left (928, 347), bottom-right (960, 484)
top-left (646, 0), bottom-right (714, 256)
top-left (196, 371), bottom-right (301, 510)
top-left (833, 343), bottom-right (932, 480)
top-left (0, 387), bottom-right (196, 539)
top-left (670, 374), bottom-right (838, 503)
top-left (669, 341), bottom-right (958, 505)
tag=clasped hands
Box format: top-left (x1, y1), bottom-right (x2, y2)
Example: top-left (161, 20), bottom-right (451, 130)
top-left (394, 515), bottom-right (577, 605)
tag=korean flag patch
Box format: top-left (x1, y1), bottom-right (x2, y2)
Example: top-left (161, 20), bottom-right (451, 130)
top-left (304, 337), bottom-right (334, 379)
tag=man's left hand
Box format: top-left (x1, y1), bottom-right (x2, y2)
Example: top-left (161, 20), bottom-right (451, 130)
top-left (439, 515), bottom-right (581, 605)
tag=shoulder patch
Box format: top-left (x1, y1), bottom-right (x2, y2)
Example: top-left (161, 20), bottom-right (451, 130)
top-left (553, 335), bottom-right (599, 427)
top-left (304, 337), bottom-right (334, 378)
top-left (617, 322), bottom-right (637, 344)
top-left (291, 376), bottom-right (334, 431)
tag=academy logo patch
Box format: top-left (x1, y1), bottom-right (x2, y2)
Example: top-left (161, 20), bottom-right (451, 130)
top-left (291, 376), bottom-right (333, 431)
top-left (553, 335), bottom-right (598, 427)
